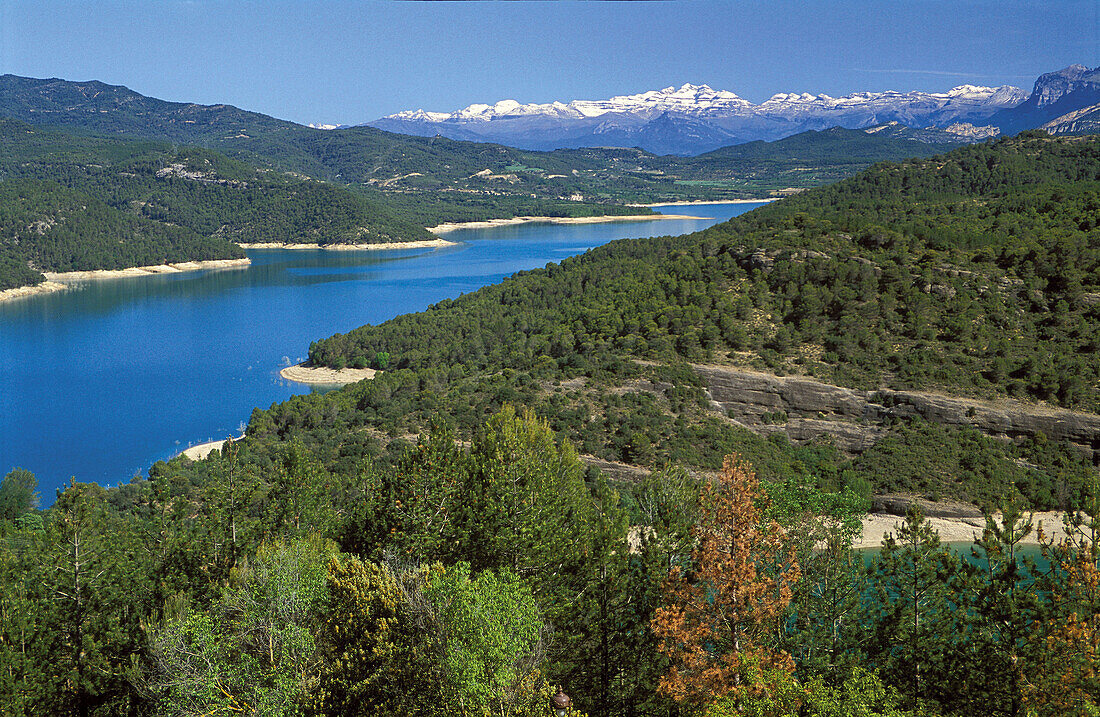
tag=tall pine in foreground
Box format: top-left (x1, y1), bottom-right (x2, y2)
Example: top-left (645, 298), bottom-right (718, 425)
top-left (652, 455), bottom-right (801, 713)
top-left (861, 506), bottom-right (971, 711)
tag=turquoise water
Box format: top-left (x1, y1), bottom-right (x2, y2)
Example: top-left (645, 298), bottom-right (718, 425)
top-left (0, 203), bottom-right (766, 502)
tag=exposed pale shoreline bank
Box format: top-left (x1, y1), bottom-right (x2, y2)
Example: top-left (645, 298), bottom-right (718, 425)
top-left (0, 280), bottom-right (68, 303)
top-left (426, 213), bottom-right (706, 234)
top-left (238, 239), bottom-right (455, 251)
top-left (856, 510), bottom-right (1082, 549)
top-left (0, 258), bottom-right (252, 303)
top-left (634, 198), bottom-right (779, 207)
top-left (43, 258), bottom-right (252, 282)
top-left (279, 363), bottom-right (377, 386)
top-left (178, 435), bottom-right (245, 461)
top-left (2, 212), bottom-right (732, 303)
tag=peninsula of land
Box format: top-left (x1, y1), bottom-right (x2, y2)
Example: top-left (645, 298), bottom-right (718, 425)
top-left (178, 436), bottom-right (244, 461)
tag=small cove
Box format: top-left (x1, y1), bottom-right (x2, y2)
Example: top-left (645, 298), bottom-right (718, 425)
top-left (0, 203), bottom-right (766, 502)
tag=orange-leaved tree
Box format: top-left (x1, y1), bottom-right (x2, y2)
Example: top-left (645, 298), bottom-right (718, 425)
top-left (652, 454), bottom-right (801, 713)
top-left (1024, 489), bottom-right (1100, 716)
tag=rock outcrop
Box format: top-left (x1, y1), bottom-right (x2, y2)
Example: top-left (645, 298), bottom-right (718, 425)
top-left (695, 365), bottom-right (1100, 463)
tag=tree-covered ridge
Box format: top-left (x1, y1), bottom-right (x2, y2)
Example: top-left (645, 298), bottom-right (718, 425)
top-left (0, 120), bottom-right (437, 288)
top-left (0, 177), bottom-right (244, 289)
top-left (0, 75), bottom-right (970, 206)
top-left (0, 75), bottom-right (292, 144)
top-left (309, 134), bottom-right (1100, 412)
top-left (165, 122), bottom-right (971, 205)
top-left (0, 118), bottom-right (434, 243)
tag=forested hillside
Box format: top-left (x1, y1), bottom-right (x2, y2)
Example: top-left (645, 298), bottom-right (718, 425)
top-left (2, 131), bottom-right (1099, 716)
top-left (0, 78), bottom-right (980, 289)
top-left (310, 133), bottom-right (1100, 411)
top-left (0, 177), bottom-right (245, 289)
top-left (0, 75), bottom-right (969, 207)
top-left (288, 134), bottom-right (1100, 505)
top-left (0, 120), bottom-right (434, 288)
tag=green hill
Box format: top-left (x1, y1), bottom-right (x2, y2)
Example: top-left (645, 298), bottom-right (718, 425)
top-left (263, 132), bottom-right (1099, 508)
top-left (0, 119), bottom-right (436, 289)
top-left (0, 74), bottom-right (969, 207)
top-left (311, 132), bottom-right (1100, 409)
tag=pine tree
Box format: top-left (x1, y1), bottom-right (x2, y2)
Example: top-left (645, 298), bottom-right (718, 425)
top-left (968, 500), bottom-right (1040, 716)
top-left (1025, 481), bottom-right (1100, 715)
top-left (651, 454), bottom-right (800, 712)
top-left (862, 505), bottom-right (971, 710)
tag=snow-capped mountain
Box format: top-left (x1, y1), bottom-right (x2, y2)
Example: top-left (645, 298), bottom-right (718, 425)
top-left (385, 84), bottom-right (755, 123)
top-left (368, 82), bottom-right (1025, 155)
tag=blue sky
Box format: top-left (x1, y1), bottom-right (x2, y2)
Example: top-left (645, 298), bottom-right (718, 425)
top-left (0, 0), bottom-right (1095, 126)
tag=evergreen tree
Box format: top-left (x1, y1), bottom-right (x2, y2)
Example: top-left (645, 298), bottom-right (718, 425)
top-left (861, 506), bottom-right (971, 710)
top-left (652, 455), bottom-right (801, 712)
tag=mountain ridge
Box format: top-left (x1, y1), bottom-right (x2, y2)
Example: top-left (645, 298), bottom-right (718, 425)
top-left (367, 80), bottom-right (1025, 155)
top-left (993, 64), bottom-right (1100, 134)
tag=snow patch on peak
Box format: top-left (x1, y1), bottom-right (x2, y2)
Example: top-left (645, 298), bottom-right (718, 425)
top-left (765, 92), bottom-right (823, 103)
top-left (946, 84), bottom-right (996, 97)
top-left (370, 78), bottom-right (1029, 154)
top-left (389, 109), bottom-right (450, 122)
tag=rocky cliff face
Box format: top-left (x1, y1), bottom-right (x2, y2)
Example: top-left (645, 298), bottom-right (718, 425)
top-left (695, 365), bottom-right (1100, 463)
top-left (1029, 64), bottom-right (1100, 108)
top-left (1042, 101), bottom-right (1100, 136)
top-left (990, 64), bottom-right (1100, 134)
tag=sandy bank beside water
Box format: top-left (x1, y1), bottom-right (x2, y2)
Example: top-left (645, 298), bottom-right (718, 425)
top-left (238, 239), bottom-right (455, 250)
top-left (179, 436), bottom-right (245, 461)
top-left (0, 259), bottom-right (251, 303)
top-left (279, 363), bottom-right (377, 386)
top-left (632, 199), bottom-right (779, 207)
top-left (856, 510), bottom-right (1082, 549)
top-left (0, 280), bottom-right (68, 303)
top-left (427, 213), bottom-right (706, 234)
top-left (42, 258), bottom-right (252, 282)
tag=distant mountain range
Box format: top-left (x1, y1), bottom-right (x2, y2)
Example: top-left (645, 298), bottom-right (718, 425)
top-left (368, 81), bottom-right (1026, 155)
top-left (366, 65), bottom-right (1100, 155)
top-left (0, 74), bottom-right (967, 201)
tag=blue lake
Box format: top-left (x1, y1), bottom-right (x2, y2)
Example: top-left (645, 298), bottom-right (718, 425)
top-left (0, 203), bottom-right (766, 502)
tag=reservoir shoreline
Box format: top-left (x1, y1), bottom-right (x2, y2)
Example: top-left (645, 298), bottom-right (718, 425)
top-left (856, 510), bottom-right (1083, 548)
top-left (427, 213), bottom-right (706, 234)
top-left (279, 363), bottom-right (377, 386)
top-left (0, 208), bottom-right (747, 303)
top-left (43, 258), bottom-right (253, 282)
top-left (0, 280), bottom-right (68, 303)
top-left (0, 258), bottom-right (252, 303)
top-left (238, 238), bottom-right (455, 250)
top-left (4, 202), bottom-right (765, 502)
